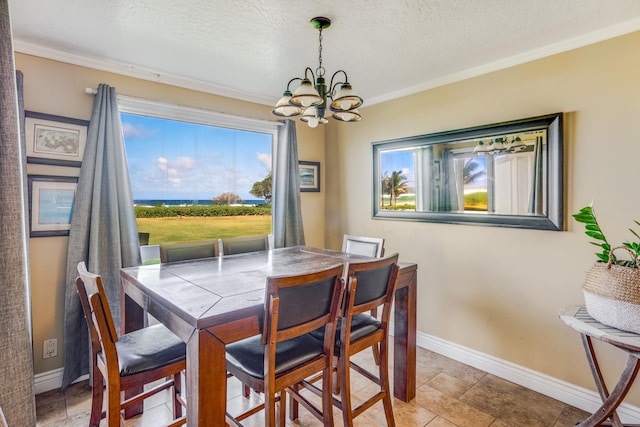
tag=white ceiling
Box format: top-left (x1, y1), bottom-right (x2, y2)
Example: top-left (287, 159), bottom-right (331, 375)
top-left (8, 0), bottom-right (640, 107)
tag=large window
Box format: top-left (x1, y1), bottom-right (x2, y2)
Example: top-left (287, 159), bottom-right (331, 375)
top-left (119, 97), bottom-right (279, 245)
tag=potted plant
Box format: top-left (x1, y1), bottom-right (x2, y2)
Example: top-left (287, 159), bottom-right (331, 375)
top-left (573, 205), bottom-right (640, 333)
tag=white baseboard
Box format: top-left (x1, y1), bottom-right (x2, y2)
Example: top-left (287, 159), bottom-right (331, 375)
top-left (416, 331), bottom-right (640, 424)
top-left (34, 331), bottom-right (640, 423)
top-left (34, 368), bottom-right (88, 395)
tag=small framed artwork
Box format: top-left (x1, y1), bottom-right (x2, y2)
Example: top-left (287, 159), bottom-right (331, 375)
top-left (299, 161), bottom-right (320, 192)
top-left (28, 175), bottom-right (78, 237)
top-left (25, 111), bottom-right (89, 167)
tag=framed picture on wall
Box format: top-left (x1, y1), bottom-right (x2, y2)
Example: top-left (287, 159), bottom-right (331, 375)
top-left (25, 111), bottom-right (89, 167)
top-left (28, 175), bottom-right (78, 237)
top-left (299, 161), bottom-right (320, 192)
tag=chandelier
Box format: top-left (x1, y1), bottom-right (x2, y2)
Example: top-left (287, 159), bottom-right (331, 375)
top-left (472, 136), bottom-right (529, 155)
top-left (272, 17), bottom-right (363, 127)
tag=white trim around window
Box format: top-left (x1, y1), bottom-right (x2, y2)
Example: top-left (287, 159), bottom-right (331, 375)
top-left (117, 95), bottom-right (282, 135)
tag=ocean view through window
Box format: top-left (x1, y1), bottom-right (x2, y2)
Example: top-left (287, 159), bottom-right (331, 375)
top-left (119, 97), bottom-right (278, 247)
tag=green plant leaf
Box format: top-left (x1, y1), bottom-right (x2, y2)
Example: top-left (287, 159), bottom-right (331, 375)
top-left (585, 231), bottom-right (606, 240)
top-left (596, 253), bottom-right (609, 262)
top-left (572, 213), bottom-right (595, 223)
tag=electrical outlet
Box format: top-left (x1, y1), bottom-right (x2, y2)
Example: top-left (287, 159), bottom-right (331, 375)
top-left (43, 338), bottom-right (57, 359)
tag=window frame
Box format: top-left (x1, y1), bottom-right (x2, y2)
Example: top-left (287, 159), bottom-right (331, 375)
top-left (118, 96), bottom-right (281, 242)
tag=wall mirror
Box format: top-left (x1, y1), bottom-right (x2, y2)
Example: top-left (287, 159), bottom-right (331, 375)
top-left (372, 113), bottom-right (563, 230)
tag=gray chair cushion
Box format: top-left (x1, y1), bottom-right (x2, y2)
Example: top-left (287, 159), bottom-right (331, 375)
top-left (106, 324), bottom-right (186, 377)
top-left (226, 334), bottom-right (324, 380)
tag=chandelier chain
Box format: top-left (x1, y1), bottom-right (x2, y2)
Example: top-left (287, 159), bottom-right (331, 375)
top-left (317, 27), bottom-right (325, 77)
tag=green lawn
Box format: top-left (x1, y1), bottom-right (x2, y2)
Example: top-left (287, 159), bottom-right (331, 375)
top-left (137, 215), bottom-right (272, 244)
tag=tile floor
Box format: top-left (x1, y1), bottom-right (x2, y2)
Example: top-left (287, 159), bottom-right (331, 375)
top-left (36, 346), bottom-right (591, 426)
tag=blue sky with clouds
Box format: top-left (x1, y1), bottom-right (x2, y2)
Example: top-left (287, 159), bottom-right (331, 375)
top-left (121, 113), bottom-right (272, 201)
top-left (380, 150), bottom-right (415, 186)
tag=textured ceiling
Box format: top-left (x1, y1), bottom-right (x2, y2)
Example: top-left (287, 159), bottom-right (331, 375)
top-left (8, 0), bottom-right (640, 107)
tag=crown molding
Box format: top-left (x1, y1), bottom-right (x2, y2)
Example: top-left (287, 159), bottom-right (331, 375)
top-left (366, 18), bottom-right (640, 106)
top-left (13, 40), bottom-right (277, 107)
top-left (14, 17), bottom-right (640, 109)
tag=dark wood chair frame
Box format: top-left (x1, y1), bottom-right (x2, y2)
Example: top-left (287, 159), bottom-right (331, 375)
top-left (293, 254), bottom-right (400, 427)
top-left (225, 264), bottom-right (345, 427)
top-left (76, 263), bottom-right (186, 427)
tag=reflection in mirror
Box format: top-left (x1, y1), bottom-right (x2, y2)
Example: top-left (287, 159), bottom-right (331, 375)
top-left (373, 113), bottom-right (563, 230)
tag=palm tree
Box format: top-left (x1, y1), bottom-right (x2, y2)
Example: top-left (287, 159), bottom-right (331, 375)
top-left (463, 158), bottom-right (485, 184)
top-left (390, 170), bottom-right (408, 206)
top-left (381, 173), bottom-right (392, 206)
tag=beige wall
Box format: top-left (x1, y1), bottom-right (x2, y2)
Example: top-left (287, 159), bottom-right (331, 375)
top-left (18, 29), bottom-right (640, 406)
top-left (326, 31), bottom-right (640, 404)
top-left (16, 54), bottom-right (325, 374)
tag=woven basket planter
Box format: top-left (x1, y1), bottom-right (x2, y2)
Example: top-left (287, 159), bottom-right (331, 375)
top-left (582, 246), bottom-right (640, 334)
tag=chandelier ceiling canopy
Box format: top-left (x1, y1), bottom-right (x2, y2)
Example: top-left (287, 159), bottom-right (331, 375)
top-left (272, 17), bottom-right (363, 128)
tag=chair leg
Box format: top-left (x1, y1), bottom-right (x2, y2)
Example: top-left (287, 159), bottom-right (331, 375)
top-left (322, 366), bottom-right (335, 427)
top-left (288, 383), bottom-right (299, 421)
top-left (339, 354), bottom-right (354, 427)
top-left (242, 384), bottom-right (250, 398)
top-left (379, 340), bottom-right (396, 427)
top-left (89, 362), bottom-right (103, 427)
top-left (173, 372), bottom-right (183, 419)
top-left (105, 380), bottom-right (121, 427)
top-left (265, 389), bottom-right (277, 427)
top-left (278, 391), bottom-right (286, 427)
top-left (371, 343), bottom-right (381, 365)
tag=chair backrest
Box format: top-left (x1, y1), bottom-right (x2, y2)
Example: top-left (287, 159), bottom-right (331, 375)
top-left (263, 264), bottom-right (345, 347)
top-left (218, 234), bottom-right (269, 257)
top-left (344, 253), bottom-right (399, 319)
top-left (138, 232), bottom-right (150, 246)
top-left (88, 290), bottom-right (120, 379)
top-left (76, 262), bottom-right (119, 354)
top-left (342, 234), bottom-right (385, 258)
top-left (140, 244), bottom-right (161, 265)
top-left (159, 239), bottom-right (217, 263)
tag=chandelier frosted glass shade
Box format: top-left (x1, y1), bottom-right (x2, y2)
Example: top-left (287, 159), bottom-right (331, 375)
top-left (289, 79), bottom-right (323, 108)
top-left (272, 17), bottom-right (363, 127)
top-left (272, 91), bottom-right (304, 117)
top-left (332, 108), bottom-right (361, 122)
top-left (330, 83), bottom-right (363, 112)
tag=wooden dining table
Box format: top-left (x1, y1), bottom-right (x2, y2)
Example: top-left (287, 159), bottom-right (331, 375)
top-left (120, 246), bottom-right (417, 426)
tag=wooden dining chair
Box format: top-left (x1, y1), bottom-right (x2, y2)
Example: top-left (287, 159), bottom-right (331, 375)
top-left (342, 234), bottom-right (385, 258)
top-left (217, 234), bottom-right (270, 256)
top-left (299, 254), bottom-right (400, 427)
top-left (342, 233), bottom-right (386, 364)
top-left (225, 264), bottom-right (345, 427)
top-left (76, 262), bottom-right (187, 427)
top-left (217, 234), bottom-right (271, 397)
top-left (159, 239), bottom-right (217, 263)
